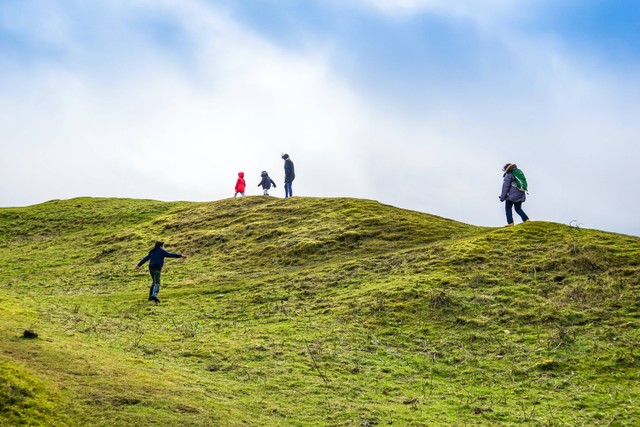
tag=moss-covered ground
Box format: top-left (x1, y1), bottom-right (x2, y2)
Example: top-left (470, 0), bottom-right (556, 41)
top-left (0, 196), bottom-right (638, 426)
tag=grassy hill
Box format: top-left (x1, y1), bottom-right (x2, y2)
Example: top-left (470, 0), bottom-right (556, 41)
top-left (0, 196), bottom-right (638, 426)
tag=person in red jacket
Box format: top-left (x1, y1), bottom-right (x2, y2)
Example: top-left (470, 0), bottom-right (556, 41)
top-left (234, 172), bottom-right (246, 197)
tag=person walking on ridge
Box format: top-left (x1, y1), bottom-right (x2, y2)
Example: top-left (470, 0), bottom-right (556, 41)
top-left (282, 153), bottom-right (295, 198)
top-left (136, 241), bottom-right (186, 303)
top-left (234, 171), bottom-right (246, 197)
top-left (499, 163), bottom-right (530, 226)
top-left (258, 171), bottom-right (276, 196)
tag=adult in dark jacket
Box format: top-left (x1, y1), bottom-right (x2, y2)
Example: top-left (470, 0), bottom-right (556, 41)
top-left (258, 171), bottom-right (276, 196)
top-left (499, 163), bottom-right (530, 226)
top-left (282, 153), bottom-right (295, 198)
top-left (136, 241), bottom-right (186, 303)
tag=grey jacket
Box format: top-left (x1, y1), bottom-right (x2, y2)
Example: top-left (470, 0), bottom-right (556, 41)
top-left (258, 172), bottom-right (276, 190)
top-left (500, 171), bottom-right (526, 203)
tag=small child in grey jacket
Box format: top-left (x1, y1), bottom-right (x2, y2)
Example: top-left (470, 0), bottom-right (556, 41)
top-left (257, 171), bottom-right (276, 196)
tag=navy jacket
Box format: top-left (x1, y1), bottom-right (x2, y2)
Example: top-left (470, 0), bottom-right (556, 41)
top-left (138, 248), bottom-right (182, 268)
top-left (258, 173), bottom-right (276, 189)
top-left (284, 158), bottom-right (295, 182)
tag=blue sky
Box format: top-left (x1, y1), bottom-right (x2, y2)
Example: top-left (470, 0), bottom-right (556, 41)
top-left (1, 0), bottom-right (639, 235)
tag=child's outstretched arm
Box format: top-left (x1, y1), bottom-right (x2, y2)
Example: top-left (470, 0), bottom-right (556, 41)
top-left (136, 254), bottom-right (150, 269)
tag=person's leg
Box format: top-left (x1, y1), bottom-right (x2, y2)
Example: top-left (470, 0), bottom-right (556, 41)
top-left (505, 201), bottom-right (514, 225)
top-left (148, 268), bottom-right (155, 300)
top-left (149, 266), bottom-right (162, 302)
top-left (285, 182), bottom-right (293, 197)
top-left (514, 202), bottom-right (529, 222)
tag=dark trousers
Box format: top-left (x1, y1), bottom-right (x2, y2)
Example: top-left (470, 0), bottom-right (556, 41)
top-left (284, 181), bottom-right (293, 198)
top-left (505, 201), bottom-right (529, 224)
top-left (148, 265), bottom-right (162, 299)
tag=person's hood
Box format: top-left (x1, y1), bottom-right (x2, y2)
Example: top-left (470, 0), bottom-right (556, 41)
top-left (238, 172), bottom-right (244, 178)
top-left (503, 163), bottom-right (517, 174)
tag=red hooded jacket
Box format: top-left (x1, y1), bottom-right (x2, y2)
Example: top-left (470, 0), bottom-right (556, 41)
top-left (235, 172), bottom-right (246, 193)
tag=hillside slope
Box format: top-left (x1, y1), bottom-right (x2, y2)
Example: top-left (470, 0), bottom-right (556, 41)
top-left (0, 197), bottom-right (638, 426)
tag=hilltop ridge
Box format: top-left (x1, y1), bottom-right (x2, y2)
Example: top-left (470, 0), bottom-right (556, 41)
top-left (0, 197), bottom-right (638, 426)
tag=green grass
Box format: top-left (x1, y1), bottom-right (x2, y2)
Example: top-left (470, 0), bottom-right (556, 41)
top-left (0, 196), bottom-right (638, 426)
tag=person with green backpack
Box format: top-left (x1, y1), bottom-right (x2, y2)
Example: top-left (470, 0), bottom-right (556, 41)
top-left (499, 163), bottom-right (530, 226)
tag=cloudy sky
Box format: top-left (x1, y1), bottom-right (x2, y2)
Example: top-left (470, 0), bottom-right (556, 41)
top-left (1, 0), bottom-right (639, 236)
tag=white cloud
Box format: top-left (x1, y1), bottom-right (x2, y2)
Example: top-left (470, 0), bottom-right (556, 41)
top-left (349, 0), bottom-right (526, 26)
top-left (0, 0), bottom-right (374, 204)
top-left (0, 0), bottom-right (638, 235)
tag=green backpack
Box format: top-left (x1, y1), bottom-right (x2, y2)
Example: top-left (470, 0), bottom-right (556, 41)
top-left (511, 168), bottom-right (528, 193)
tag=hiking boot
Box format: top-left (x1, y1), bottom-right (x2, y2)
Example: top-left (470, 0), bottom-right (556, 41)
top-left (505, 223), bottom-right (514, 227)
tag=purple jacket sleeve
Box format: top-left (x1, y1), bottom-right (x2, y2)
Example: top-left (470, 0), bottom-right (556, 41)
top-left (500, 173), bottom-right (513, 201)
